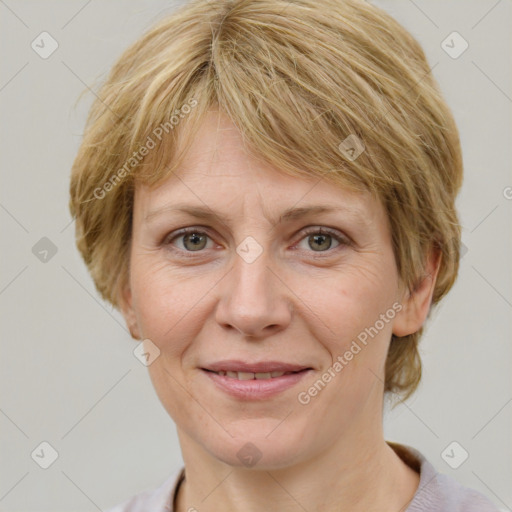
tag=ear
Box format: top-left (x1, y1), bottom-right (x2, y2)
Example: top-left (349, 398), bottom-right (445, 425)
top-left (392, 246), bottom-right (442, 337)
top-left (119, 282), bottom-right (142, 340)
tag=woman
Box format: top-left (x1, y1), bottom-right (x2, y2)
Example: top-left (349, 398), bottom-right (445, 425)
top-left (68, 0), bottom-right (501, 510)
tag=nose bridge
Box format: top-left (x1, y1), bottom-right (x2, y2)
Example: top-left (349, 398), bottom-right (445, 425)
top-left (215, 234), bottom-right (291, 337)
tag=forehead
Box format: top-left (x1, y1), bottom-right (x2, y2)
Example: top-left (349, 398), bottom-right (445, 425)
top-left (134, 110), bottom-right (383, 225)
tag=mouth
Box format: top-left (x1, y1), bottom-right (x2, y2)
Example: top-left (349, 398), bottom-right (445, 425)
top-left (202, 369), bottom-right (308, 380)
top-left (200, 361), bottom-right (313, 400)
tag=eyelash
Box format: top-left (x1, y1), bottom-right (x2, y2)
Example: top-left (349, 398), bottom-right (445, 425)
top-left (162, 226), bottom-right (350, 258)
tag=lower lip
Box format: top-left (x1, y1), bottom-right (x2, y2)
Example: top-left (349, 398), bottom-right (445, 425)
top-left (201, 369), bottom-right (312, 400)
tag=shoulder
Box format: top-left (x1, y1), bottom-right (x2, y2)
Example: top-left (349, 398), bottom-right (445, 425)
top-left (104, 467), bottom-right (184, 512)
top-left (423, 470), bottom-right (502, 511)
top-left (388, 442), bottom-right (502, 512)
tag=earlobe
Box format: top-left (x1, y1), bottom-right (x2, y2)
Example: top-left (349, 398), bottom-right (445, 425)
top-left (119, 284), bottom-right (141, 340)
top-left (392, 247), bottom-right (442, 338)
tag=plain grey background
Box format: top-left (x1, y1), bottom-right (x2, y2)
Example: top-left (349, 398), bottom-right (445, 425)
top-left (0, 0), bottom-right (510, 511)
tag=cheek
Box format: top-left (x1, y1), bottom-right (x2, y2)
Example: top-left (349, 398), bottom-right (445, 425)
top-left (130, 260), bottom-right (206, 351)
top-left (294, 261), bottom-right (398, 373)
top-left (298, 261), bottom-right (397, 332)
top-left (130, 262), bottom-right (206, 417)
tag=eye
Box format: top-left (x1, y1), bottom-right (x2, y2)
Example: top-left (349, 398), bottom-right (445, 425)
top-left (296, 227), bottom-right (349, 253)
top-left (164, 228), bottom-right (214, 253)
top-left (162, 226), bottom-right (350, 257)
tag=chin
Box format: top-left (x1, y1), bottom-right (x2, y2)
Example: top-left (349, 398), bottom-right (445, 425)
top-left (203, 421), bottom-right (311, 470)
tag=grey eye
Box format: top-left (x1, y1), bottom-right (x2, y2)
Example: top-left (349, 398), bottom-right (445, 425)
top-left (181, 232), bottom-right (209, 251)
top-left (182, 232), bottom-right (208, 251)
top-left (307, 233), bottom-right (335, 251)
top-left (297, 228), bottom-right (344, 253)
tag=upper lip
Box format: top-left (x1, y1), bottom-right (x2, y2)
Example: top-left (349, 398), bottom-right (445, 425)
top-left (202, 360), bottom-right (312, 373)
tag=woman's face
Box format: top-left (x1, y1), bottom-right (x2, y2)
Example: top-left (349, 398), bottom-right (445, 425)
top-left (121, 110), bottom-right (424, 469)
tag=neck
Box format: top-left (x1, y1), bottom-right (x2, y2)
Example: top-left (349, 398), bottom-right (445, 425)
top-left (174, 432), bottom-right (419, 512)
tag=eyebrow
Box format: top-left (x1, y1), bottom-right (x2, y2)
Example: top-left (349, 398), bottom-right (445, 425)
top-left (144, 203), bottom-right (366, 226)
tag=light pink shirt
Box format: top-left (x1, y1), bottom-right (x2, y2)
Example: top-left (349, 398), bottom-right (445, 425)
top-left (104, 442), bottom-right (501, 511)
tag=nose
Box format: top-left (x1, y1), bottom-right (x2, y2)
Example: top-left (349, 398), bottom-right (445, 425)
top-left (215, 249), bottom-right (292, 339)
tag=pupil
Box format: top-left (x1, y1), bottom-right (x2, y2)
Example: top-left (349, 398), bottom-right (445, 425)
top-left (186, 233), bottom-right (205, 251)
top-left (311, 234), bottom-right (330, 251)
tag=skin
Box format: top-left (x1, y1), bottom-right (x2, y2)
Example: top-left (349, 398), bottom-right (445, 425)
top-left (120, 110), bottom-right (441, 512)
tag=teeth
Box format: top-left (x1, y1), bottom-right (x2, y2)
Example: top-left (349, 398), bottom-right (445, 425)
top-left (214, 370), bottom-right (293, 380)
top-left (255, 372), bottom-right (271, 379)
top-left (237, 372), bottom-right (254, 380)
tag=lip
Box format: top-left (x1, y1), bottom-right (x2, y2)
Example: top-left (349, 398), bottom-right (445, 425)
top-left (203, 360), bottom-right (311, 373)
top-left (200, 361), bottom-right (313, 400)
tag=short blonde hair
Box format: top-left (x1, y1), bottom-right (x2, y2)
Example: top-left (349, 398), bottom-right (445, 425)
top-left (69, 0), bottom-right (463, 401)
